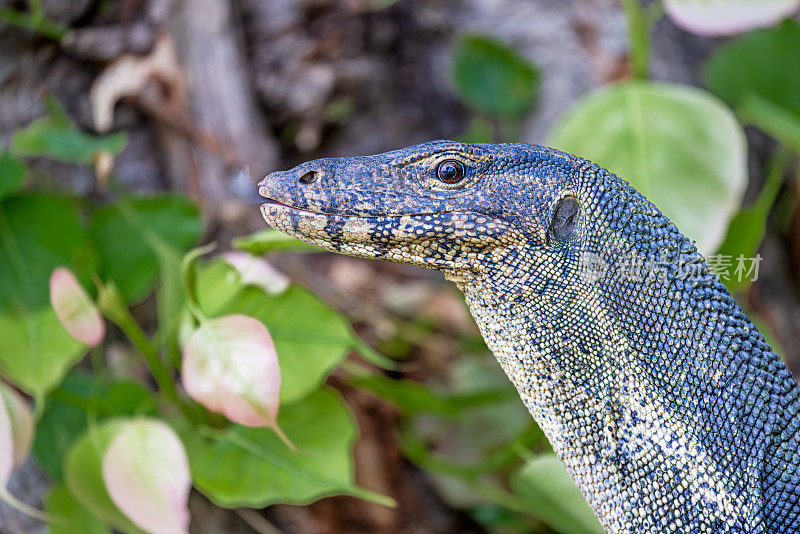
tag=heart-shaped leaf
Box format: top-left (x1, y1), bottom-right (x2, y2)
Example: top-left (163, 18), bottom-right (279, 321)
top-left (664, 0), bottom-right (799, 36)
top-left (0, 388), bottom-right (14, 489)
top-left (182, 387), bottom-right (391, 508)
top-left (549, 81), bottom-right (747, 255)
top-left (0, 382), bottom-right (46, 521)
top-left (0, 384), bottom-right (34, 472)
top-left (0, 194), bottom-right (94, 399)
top-left (102, 419), bottom-right (191, 534)
top-left (194, 260), bottom-right (353, 404)
top-left (183, 314), bottom-right (281, 428)
top-left (65, 419), bottom-right (147, 534)
top-left (34, 372), bottom-right (156, 483)
top-left (50, 267), bottom-right (105, 347)
top-left (0, 308), bottom-right (85, 402)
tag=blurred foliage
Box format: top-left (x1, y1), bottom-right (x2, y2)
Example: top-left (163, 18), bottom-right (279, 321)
top-left (180, 388), bottom-right (389, 508)
top-left (452, 34), bottom-right (540, 119)
top-left (705, 20), bottom-right (800, 116)
top-left (715, 150), bottom-right (791, 294)
top-left (510, 455), bottom-right (603, 533)
top-left (0, 98), bottom-right (391, 531)
top-left (0, 1), bottom-right (798, 533)
top-left (89, 196), bottom-right (202, 305)
top-left (549, 81), bottom-right (747, 256)
top-left (191, 258), bottom-right (356, 404)
top-left (452, 34), bottom-right (540, 142)
top-left (45, 484), bottom-right (109, 534)
top-left (64, 419), bottom-right (149, 534)
top-left (705, 20), bottom-right (800, 152)
top-left (11, 97), bottom-right (126, 164)
top-left (233, 228), bottom-right (323, 255)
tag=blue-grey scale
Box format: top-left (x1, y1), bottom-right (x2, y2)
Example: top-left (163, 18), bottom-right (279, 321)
top-left (259, 140), bottom-right (800, 533)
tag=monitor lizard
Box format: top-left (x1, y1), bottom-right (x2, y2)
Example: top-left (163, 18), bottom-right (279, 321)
top-left (258, 140), bottom-right (800, 533)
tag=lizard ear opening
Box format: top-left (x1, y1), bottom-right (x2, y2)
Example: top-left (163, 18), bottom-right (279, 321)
top-left (548, 195), bottom-right (581, 245)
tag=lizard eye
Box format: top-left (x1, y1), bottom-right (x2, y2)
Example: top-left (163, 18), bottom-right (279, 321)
top-left (436, 160), bottom-right (465, 184)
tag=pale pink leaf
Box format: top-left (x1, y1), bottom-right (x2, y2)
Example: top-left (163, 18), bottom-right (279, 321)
top-left (182, 314), bottom-right (281, 427)
top-left (102, 419), bottom-right (191, 534)
top-left (0, 391), bottom-right (13, 489)
top-left (664, 0), bottom-right (799, 36)
top-left (0, 385), bottom-right (47, 522)
top-left (0, 385), bottom-right (33, 469)
top-left (222, 251), bottom-right (290, 295)
top-left (49, 267), bottom-right (105, 347)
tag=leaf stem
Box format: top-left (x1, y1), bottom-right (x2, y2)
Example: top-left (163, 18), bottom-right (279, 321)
top-left (96, 282), bottom-right (192, 419)
top-left (0, 488), bottom-right (52, 523)
top-left (621, 0), bottom-right (651, 79)
top-left (755, 148), bottom-right (792, 214)
top-left (180, 243), bottom-right (217, 324)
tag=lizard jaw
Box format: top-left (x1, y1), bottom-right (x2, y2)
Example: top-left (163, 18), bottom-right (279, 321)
top-left (260, 201), bottom-right (520, 271)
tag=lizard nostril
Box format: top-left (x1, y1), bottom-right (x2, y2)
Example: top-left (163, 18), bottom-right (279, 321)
top-left (299, 170), bottom-right (319, 185)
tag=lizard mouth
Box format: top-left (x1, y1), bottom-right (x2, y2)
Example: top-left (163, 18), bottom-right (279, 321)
top-left (260, 197), bottom-right (318, 215)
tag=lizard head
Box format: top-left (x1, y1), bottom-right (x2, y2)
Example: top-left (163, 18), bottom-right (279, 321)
top-left (258, 140), bottom-right (584, 278)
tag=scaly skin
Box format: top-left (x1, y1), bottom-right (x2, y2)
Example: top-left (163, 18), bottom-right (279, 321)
top-left (258, 140), bottom-right (800, 533)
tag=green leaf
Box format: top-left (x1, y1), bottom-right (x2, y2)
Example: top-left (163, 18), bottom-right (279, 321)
top-left (737, 93), bottom-right (800, 154)
top-left (10, 98), bottom-right (126, 164)
top-left (0, 194), bottom-right (96, 399)
top-left (452, 34), bottom-right (540, 119)
top-left (89, 195), bottom-right (203, 304)
top-left (0, 307), bottom-right (84, 402)
top-left (509, 454), bottom-right (603, 534)
top-left (714, 150), bottom-right (790, 293)
top-left (45, 484), bottom-right (110, 534)
top-left (183, 387), bottom-right (392, 507)
top-left (195, 260), bottom-right (352, 403)
top-left (351, 374), bottom-right (458, 415)
top-left (0, 194), bottom-right (95, 310)
top-left (64, 419), bottom-right (147, 534)
top-left (33, 373), bottom-right (101, 482)
top-left (0, 152), bottom-right (26, 201)
top-left (350, 373), bottom-right (516, 417)
top-left (33, 373), bottom-right (156, 482)
top-left (232, 229), bottom-right (323, 255)
top-left (705, 20), bottom-right (800, 116)
top-left (549, 81), bottom-right (747, 255)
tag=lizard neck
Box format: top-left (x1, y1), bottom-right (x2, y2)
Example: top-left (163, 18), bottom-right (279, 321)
top-left (453, 235), bottom-right (779, 532)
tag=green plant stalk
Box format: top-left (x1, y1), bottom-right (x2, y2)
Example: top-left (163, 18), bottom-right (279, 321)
top-left (97, 283), bottom-right (192, 419)
top-left (180, 242), bottom-right (217, 324)
top-left (401, 428), bottom-right (547, 516)
top-left (621, 0), bottom-right (651, 79)
top-left (29, 0), bottom-right (44, 17)
top-left (89, 345), bottom-right (106, 380)
top-left (0, 6), bottom-right (66, 40)
top-left (738, 94), bottom-right (800, 155)
top-left (755, 148), bottom-right (792, 214)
